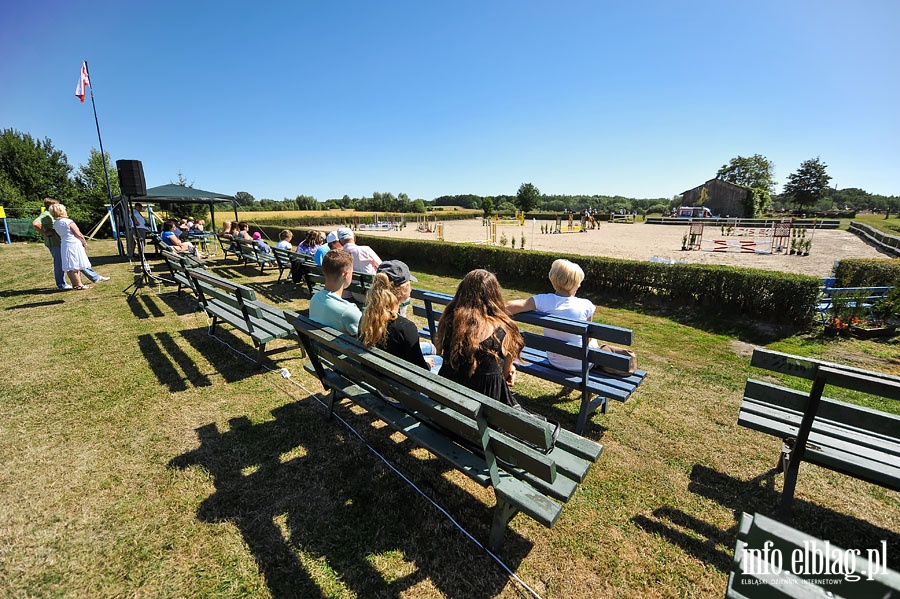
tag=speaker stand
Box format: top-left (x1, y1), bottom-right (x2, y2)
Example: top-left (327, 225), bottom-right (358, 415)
top-left (123, 225), bottom-right (172, 300)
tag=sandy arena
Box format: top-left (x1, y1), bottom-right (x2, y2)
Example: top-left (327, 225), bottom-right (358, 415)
top-left (358, 218), bottom-right (890, 278)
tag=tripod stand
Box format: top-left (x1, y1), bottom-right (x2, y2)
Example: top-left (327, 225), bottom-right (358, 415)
top-left (121, 198), bottom-right (171, 300)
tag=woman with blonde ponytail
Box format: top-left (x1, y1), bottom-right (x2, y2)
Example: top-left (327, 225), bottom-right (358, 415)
top-left (359, 261), bottom-right (439, 371)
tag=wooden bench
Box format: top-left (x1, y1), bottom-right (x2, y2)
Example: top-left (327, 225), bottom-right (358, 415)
top-left (410, 288), bottom-right (647, 434)
top-left (231, 237), bottom-right (278, 274)
top-left (271, 246), bottom-right (295, 282)
top-left (159, 248), bottom-right (205, 297)
top-left (814, 286), bottom-right (892, 324)
top-left (216, 233), bottom-right (236, 261)
top-left (287, 312), bottom-right (603, 551)
top-left (738, 348), bottom-right (900, 516)
top-left (187, 268), bottom-right (301, 366)
top-left (726, 511), bottom-right (900, 597)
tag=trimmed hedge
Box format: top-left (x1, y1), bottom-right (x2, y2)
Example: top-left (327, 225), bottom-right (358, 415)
top-left (835, 258), bottom-right (900, 286)
top-left (355, 235), bottom-right (820, 326)
top-left (247, 212), bottom-right (476, 228)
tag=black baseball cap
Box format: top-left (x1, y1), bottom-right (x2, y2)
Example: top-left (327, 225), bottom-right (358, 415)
top-left (377, 260), bottom-right (417, 285)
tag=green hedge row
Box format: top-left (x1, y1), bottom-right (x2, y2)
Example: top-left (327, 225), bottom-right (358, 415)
top-left (835, 258), bottom-right (900, 286)
top-left (355, 235), bottom-right (820, 325)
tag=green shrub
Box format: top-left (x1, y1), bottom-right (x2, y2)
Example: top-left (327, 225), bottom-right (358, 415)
top-left (834, 258), bottom-right (900, 286)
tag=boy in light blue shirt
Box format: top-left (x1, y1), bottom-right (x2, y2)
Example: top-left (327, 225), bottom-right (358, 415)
top-left (307, 249), bottom-right (361, 335)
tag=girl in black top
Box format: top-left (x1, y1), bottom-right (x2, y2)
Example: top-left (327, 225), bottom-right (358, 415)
top-left (358, 261), bottom-right (437, 371)
top-left (435, 269), bottom-right (525, 406)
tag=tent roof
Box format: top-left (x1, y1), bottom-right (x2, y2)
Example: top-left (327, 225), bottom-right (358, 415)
top-left (135, 184), bottom-right (235, 202)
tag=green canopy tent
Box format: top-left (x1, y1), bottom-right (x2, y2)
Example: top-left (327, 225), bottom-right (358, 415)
top-left (135, 184), bottom-right (239, 231)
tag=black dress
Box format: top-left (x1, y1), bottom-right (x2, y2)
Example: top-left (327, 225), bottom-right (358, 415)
top-left (438, 327), bottom-right (518, 406)
top-left (376, 316), bottom-right (429, 370)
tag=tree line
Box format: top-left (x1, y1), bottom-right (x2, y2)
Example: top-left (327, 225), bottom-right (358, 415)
top-left (3, 128), bottom-right (897, 230)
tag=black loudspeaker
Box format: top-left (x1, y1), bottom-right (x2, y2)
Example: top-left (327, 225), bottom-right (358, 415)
top-left (116, 159), bottom-right (146, 197)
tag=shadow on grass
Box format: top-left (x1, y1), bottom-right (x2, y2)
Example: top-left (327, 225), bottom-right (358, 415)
top-left (169, 400), bottom-right (530, 599)
top-left (633, 464), bottom-right (900, 573)
top-left (177, 327), bottom-right (300, 382)
top-left (517, 387), bottom-right (609, 440)
top-left (0, 287), bottom-right (65, 298)
top-left (138, 332), bottom-right (213, 391)
top-left (5, 299), bottom-right (65, 310)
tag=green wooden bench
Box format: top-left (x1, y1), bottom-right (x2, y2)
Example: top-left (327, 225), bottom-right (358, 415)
top-left (726, 511), bottom-right (900, 597)
top-left (738, 348), bottom-right (900, 516)
top-left (159, 248), bottom-right (205, 297)
top-left (215, 233), bottom-right (236, 261)
top-left (271, 246), bottom-right (295, 282)
top-left (287, 312), bottom-right (604, 550)
top-left (187, 269), bottom-right (301, 366)
top-left (230, 237), bottom-right (277, 274)
top-left (410, 288), bottom-right (647, 434)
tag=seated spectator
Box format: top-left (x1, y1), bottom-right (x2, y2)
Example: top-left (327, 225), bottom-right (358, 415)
top-left (307, 250), bottom-right (362, 335)
top-left (337, 227), bottom-right (381, 274)
top-left (228, 221), bottom-right (241, 237)
top-left (160, 220), bottom-right (200, 257)
top-left (252, 231), bottom-right (272, 254)
top-left (297, 230), bottom-right (325, 257)
top-left (314, 230), bottom-right (341, 266)
top-left (236, 222), bottom-right (251, 240)
top-left (276, 229), bottom-right (293, 251)
top-left (219, 220), bottom-right (232, 237)
top-left (194, 219), bottom-right (205, 232)
top-left (358, 260), bottom-right (441, 372)
top-left (435, 269), bottom-right (525, 407)
top-left (506, 259), bottom-right (596, 372)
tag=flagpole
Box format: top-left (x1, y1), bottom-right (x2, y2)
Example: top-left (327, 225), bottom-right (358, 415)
top-left (82, 60), bottom-right (124, 256)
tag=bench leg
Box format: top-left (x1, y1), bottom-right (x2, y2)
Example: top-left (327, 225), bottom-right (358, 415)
top-left (488, 499), bottom-right (519, 552)
top-left (575, 394), bottom-right (594, 435)
top-left (256, 343), bottom-right (266, 368)
top-left (325, 389), bottom-right (337, 420)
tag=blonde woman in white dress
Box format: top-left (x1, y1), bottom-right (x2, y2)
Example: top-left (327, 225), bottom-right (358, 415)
top-left (49, 204), bottom-right (95, 290)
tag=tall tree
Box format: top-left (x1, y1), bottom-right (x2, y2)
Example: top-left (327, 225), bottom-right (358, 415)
top-left (234, 191), bottom-right (255, 206)
top-left (783, 157), bottom-right (832, 210)
top-left (481, 197), bottom-right (494, 218)
top-left (716, 154), bottom-right (776, 192)
top-left (0, 128), bottom-right (73, 216)
top-left (70, 148), bottom-right (119, 224)
top-left (516, 182), bottom-right (540, 213)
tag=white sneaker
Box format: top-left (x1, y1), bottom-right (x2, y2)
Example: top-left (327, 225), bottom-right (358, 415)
top-left (96, 276), bottom-right (110, 282)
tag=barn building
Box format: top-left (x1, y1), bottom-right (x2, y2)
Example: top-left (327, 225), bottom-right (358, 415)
top-left (680, 178), bottom-right (751, 218)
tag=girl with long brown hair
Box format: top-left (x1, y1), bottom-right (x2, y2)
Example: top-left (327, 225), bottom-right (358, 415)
top-left (435, 269), bottom-right (525, 406)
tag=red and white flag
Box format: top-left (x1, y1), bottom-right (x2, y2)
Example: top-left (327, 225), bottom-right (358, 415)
top-left (75, 62), bottom-right (90, 103)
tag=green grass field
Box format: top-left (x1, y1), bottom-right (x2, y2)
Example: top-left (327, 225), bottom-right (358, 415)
top-left (0, 239), bottom-right (897, 598)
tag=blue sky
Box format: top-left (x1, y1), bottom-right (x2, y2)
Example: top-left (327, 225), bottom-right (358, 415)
top-left (3, 1), bottom-right (898, 201)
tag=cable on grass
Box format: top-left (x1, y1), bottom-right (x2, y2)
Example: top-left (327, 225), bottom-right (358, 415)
top-left (200, 327), bottom-right (544, 599)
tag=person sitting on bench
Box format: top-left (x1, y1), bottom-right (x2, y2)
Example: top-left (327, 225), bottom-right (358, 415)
top-left (506, 259), bottom-right (596, 372)
top-left (358, 260), bottom-right (441, 373)
top-left (435, 269), bottom-right (525, 407)
top-left (308, 250), bottom-right (362, 335)
top-left (160, 220), bottom-right (200, 257)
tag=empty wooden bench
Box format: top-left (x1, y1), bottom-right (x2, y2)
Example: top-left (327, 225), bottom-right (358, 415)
top-left (726, 511), bottom-right (900, 597)
top-left (288, 312), bottom-right (604, 550)
top-left (410, 288), bottom-right (647, 434)
top-left (738, 348), bottom-right (900, 516)
top-left (187, 269), bottom-right (300, 366)
top-left (231, 237), bottom-right (277, 274)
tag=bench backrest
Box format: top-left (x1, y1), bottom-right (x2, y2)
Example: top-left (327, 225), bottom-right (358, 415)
top-left (288, 313), bottom-right (588, 486)
top-left (745, 348), bottom-right (900, 446)
top-left (291, 258), bottom-right (374, 297)
top-left (727, 511), bottom-right (900, 596)
top-left (409, 287), bottom-right (636, 375)
top-left (188, 268), bottom-right (269, 323)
